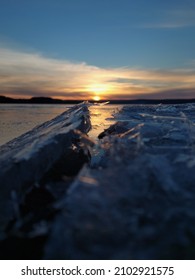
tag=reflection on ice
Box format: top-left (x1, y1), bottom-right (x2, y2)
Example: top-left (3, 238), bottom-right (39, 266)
top-left (88, 105), bottom-right (123, 140)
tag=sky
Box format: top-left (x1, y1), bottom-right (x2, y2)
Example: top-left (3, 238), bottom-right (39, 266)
top-left (0, 0), bottom-right (195, 100)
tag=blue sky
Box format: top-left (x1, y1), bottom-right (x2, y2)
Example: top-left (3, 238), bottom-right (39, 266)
top-left (0, 0), bottom-right (195, 99)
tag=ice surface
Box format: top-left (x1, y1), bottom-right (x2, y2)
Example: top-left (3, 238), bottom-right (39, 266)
top-left (45, 103), bottom-right (195, 259)
top-left (1, 102), bottom-right (195, 259)
top-left (0, 102), bottom-right (91, 232)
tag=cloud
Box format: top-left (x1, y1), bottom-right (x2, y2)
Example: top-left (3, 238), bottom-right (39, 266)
top-left (0, 47), bottom-right (195, 99)
top-left (0, 47), bottom-right (101, 97)
top-left (140, 9), bottom-right (195, 29)
top-left (109, 88), bottom-right (195, 100)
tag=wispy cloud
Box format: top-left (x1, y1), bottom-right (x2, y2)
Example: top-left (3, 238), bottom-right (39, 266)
top-left (0, 47), bottom-right (101, 98)
top-left (0, 47), bottom-right (195, 99)
top-left (140, 9), bottom-right (195, 29)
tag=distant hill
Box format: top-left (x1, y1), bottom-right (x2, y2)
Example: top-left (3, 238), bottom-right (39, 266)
top-left (0, 96), bottom-right (15, 103)
top-left (0, 96), bottom-right (80, 104)
top-left (29, 97), bottom-right (80, 104)
top-left (0, 95), bottom-right (195, 104)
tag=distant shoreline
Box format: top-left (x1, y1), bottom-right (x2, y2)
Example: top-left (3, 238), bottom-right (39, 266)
top-left (0, 95), bottom-right (195, 104)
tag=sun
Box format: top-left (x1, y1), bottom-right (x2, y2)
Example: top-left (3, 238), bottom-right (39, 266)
top-left (87, 83), bottom-right (113, 101)
top-left (87, 83), bottom-right (111, 101)
top-left (93, 95), bottom-right (101, 101)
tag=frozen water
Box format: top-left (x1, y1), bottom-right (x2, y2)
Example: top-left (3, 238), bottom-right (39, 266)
top-left (45, 103), bottom-right (195, 259)
top-left (1, 102), bottom-right (195, 259)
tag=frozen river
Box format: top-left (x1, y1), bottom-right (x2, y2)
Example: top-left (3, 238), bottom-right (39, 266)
top-left (0, 103), bottom-right (122, 146)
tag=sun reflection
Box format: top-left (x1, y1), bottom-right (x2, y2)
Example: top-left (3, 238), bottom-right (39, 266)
top-left (88, 104), bottom-right (122, 140)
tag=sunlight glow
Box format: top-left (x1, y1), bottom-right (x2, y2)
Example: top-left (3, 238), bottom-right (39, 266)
top-left (2, 48), bottom-right (195, 100)
top-left (93, 95), bottom-right (101, 101)
top-left (87, 83), bottom-right (112, 100)
top-left (88, 84), bottom-right (110, 94)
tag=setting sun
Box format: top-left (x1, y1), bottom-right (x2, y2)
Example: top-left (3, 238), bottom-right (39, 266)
top-left (87, 83), bottom-right (112, 101)
top-left (93, 95), bottom-right (101, 101)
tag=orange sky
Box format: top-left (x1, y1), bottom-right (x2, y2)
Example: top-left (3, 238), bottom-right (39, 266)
top-left (1, 47), bottom-right (195, 100)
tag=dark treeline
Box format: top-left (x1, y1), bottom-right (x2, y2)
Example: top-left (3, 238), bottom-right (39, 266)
top-left (0, 95), bottom-right (195, 104)
top-left (0, 96), bottom-right (79, 104)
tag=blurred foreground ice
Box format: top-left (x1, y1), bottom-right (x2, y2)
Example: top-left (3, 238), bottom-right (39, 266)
top-left (45, 103), bottom-right (195, 259)
top-left (1, 103), bottom-right (195, 259)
